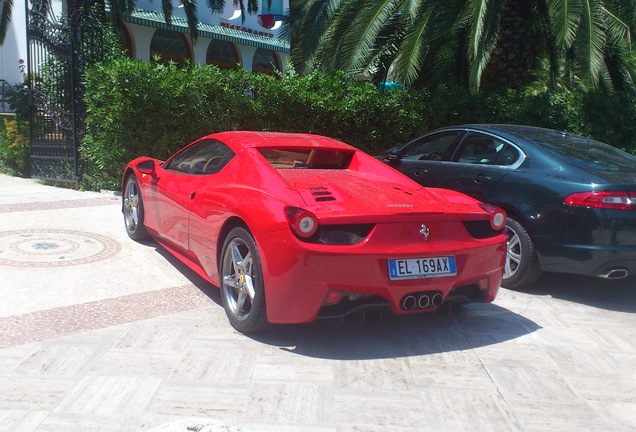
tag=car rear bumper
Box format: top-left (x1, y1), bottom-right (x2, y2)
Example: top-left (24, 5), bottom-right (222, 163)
top-left (256, 224), bottom-right (506, 324)
top-left (538, 244), bottom-right (636, 279)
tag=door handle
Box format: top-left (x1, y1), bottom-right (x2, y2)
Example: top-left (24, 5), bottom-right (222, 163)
top-left (414, 169), bottom-right (428, 176)
top-left (474, 174), bottom-right (490, 183)
top-left (189, 192), bottom-right (197, 200)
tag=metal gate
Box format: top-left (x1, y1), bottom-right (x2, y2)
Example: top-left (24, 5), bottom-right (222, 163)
top-left (26, 1), bottom-right (103, 183)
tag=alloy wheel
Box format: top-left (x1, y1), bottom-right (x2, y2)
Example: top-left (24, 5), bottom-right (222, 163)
top-left (222, 237), bottom-right (256, 321)
top-left (504, 225), bottom-right (522, 279)
top-left (124, 179), bottom-right (140, 231)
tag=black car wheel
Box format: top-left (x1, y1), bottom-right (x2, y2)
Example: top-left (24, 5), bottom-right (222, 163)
top-left (502, 217), bottom-right (542, 289)
top-left (220, 227), bottom-right (268, 333)
top-left (123, 175), bottom-right (149, 241)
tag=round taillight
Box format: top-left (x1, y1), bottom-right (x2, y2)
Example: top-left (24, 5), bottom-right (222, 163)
top-left (285, 207), bottom-right (318, 238)
top-left (480, 204), bottom-right (507, 231)
top-left (492, 211), bottom-right (506, 230)
top-left (297, 215), bottom-right (316, 235)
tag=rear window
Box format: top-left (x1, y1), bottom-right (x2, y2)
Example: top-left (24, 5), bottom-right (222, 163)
top-left (259, 148), bottom-right (354, 169)
top-left (519, 129), bottom-right (636, 172)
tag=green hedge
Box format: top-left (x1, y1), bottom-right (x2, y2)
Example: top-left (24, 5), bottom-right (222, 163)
top-left (0, 116), bottom-right (29, 177)
top-left (82, 57), bottom-right (636, 190)
top-left (82, 60), bottom-right (424, 189)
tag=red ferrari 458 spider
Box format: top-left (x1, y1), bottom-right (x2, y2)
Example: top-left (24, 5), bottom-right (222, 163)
top-left (122, 131), bottom-right (507, 333)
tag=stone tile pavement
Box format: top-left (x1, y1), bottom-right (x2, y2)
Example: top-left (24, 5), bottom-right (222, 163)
top-left (0, 173), bottom-right (635, 431)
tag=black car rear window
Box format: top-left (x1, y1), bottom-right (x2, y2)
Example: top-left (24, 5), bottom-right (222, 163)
top-left (516, 129), bottom-right (636, 172)
top-left (259, 148), bottom-right (354, 169)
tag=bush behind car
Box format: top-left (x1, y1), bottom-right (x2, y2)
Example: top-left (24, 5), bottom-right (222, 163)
top-left (82, 58), bottom-right (636, 191)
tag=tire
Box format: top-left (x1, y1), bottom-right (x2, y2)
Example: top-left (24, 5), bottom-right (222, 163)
top-left (502, 217), bottom-right (542, 289)
top-left (123, 175), bottom-right (149, 241)
top-left (220, 227), bottom-right (269, 333)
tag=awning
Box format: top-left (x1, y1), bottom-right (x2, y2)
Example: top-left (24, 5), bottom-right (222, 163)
top-left (125, 9), bottom-right (290, 54)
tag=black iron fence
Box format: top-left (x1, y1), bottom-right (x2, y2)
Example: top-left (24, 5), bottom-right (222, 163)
top-left (0, 80), bottom-right (18, 114)
top-left (26, 2), bottom-right (104, 183)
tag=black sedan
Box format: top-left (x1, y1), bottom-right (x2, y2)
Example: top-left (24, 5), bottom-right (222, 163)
top-left (381, 124), bottom-right (636, 289)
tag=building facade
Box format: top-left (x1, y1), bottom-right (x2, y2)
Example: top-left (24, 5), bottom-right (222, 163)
top-left (0, 0), bottom-right (290, 86)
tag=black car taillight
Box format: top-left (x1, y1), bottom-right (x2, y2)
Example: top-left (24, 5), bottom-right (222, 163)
top-left (313, 224), bottom-right (374, 245)
top-left (462, 221), bottom-right (501, 239)
top-left (463, 205), bottom-right (506, 239)
top-left (564, 191), bottom-right (636, 211)
top-left (289, 222), bottom-right (374, 245)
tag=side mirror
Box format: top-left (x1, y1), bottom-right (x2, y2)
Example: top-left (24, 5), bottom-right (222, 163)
top-left (386, 147), bottom-right (400, 161)
top-left (136, 160), bottom-right (155, 174)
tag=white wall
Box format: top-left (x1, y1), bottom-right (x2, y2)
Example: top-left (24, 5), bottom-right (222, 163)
top-left (0, 0), bottom-right (65, 84)
top-left (0, 0), bottom-right (27, 84)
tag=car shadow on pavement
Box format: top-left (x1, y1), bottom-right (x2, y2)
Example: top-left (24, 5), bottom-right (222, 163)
top-left (252, 304), bottom-right (541, 361)
top-left (515, 272), bottom-right (636, 313)
top-left (152, 245), bottom-right (223, 304)
top-left (153, 244), bottom-right (541, 361)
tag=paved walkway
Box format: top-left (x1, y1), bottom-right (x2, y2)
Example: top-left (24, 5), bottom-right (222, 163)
top-left (0, 173), bottom-right (635, 432)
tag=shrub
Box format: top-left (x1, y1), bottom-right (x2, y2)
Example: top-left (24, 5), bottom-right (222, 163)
top-left (82, 59), bottom-right (636, 190)
top-left (82, 59), bottom-right (261, 190)
top-left (82, 62), bottom-right (428, 188)
top-left (0, 116), bottom-right (29, 176)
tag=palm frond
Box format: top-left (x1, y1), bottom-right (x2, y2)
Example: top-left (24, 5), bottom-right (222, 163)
top-left (181, 0), bottom-right (199, 41)
top-left (207, 0), bottom-right (225, 13)
top-left (161, 0), bottom-right (174, 24)
top-left (578, 0), bottom-right (607, 84)
top-left (602, 6), bottom-right (631, 47)
top-left (316, 1), bottom-right (361, 71)
top-left (344, 0), bottom-right (402, 71)
top-left (0, 0), bottom-right (14, 45)
top-left (291, 0), bottom-right (345, 73)
top-left (395, 2), bottom-right (435, 85)
top-left (536, 0), bottom-right (560, 89)
top-left (467, 0), bottom-right (489, 56)
top-left (467, 0), bottom-right (504, 91)
top-left (233, 0), bottom-right (258, 18)
top-left (603, 41), bottom-right (636, 91)
top-left (547, 0), bottom-right (583, 48)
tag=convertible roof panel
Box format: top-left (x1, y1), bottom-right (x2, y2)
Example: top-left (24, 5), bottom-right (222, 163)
top-left (209, 131), bottom-right (356, 152)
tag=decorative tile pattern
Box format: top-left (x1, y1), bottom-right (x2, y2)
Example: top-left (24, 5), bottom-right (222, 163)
top-left (0, 197), bottom-right (119, 213)
top-left (0, 229), bottom-right (121, 267)
top-left (0, 285), bottom-right (213, 349)
top-left (2, 175), bottom-right (636, 432)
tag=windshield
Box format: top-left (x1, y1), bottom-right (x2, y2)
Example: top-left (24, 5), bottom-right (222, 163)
top-left (259, 148), bottom-right (354, 169)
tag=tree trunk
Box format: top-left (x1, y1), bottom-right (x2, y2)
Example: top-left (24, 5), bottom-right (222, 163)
top-left (482, 0), bottom-right (540, 89)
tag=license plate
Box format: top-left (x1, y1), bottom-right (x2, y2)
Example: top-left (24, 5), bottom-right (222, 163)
top-left (388, 256), bottom-right (456, 280)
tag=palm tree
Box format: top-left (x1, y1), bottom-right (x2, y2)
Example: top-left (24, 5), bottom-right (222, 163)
top-left (0, 0), bottom-right (260, 45)
top-left (290, 0), bottom-right (636, 92)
